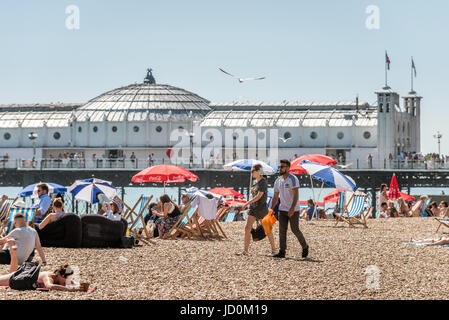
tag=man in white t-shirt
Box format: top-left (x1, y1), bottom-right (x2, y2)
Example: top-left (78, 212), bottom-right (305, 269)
top-left (0, 213), bottom-right (47, 272)
top-left (270, 159), bottom-right (309, 259)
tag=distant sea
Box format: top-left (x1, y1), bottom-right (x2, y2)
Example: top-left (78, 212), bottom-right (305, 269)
top-left (2, 186), bottom-right (448, 209)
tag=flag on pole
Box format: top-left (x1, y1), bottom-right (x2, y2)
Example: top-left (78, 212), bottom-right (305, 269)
top-left (385, 51), bottom-right (391, 70)
top-left (412, 58), bottom-right (417, 77)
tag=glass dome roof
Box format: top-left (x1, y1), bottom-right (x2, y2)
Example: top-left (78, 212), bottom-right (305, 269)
top-left (75, 80), bottom-right (211, 122)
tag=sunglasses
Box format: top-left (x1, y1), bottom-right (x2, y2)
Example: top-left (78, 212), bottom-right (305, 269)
top-left (278, 165), bottom-right (289, 169)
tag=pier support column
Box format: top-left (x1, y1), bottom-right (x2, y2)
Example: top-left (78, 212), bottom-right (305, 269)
top-left (370, 188), bottom-right (377, 218)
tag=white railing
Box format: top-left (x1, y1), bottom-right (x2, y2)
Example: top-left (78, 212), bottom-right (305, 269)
top-left (7, 157), bottom-right (449, 171)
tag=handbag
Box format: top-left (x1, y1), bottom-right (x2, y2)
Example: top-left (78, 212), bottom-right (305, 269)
top-left (251, 220), bottom-right (266, 241)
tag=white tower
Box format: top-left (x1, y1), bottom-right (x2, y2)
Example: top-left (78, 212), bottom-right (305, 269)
top-left (376, 85), bottom-right (400, 161)
top-left (402, 90), bottom-right (422, 153)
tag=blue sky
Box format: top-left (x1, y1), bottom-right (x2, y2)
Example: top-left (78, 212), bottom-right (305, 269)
top-left (0, 0), bottom-right (448, 154)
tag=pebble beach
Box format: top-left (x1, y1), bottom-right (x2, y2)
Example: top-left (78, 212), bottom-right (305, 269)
top-left (1, 217), bottom-right (448, 300)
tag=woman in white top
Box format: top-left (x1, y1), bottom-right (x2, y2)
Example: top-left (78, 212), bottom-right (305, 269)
top-left (379, 184), bottom-right (389, 209)
top-left (103, 197), bottom-right (123, 221)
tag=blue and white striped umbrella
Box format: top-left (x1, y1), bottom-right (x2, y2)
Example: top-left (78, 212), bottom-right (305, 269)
top-left (18, 182), bottom-right (67, 198)
top-left (185, 187), bottom-right (221, 199)
top-left (299, 160), bottom-right (358, 192)
top-left (223, 159), bottom-right (278, 175)
top-left (68, 178), bottom-right (117, 204)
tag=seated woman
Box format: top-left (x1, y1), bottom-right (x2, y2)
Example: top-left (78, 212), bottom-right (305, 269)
top-left (397, 198), bottom-right (411, 217)
top-left (0, 257), bottom-right (90, 292)
top-left (439, 201), bottom-right (449, 217)
top-left (37, 198), bottom-right (66, 230)
top-left (103, 197), bottom-right (123, 221)
top-left (152, 194), bottom-right (182, 238)
top-left (388, 201), bottom-right (399, 217)
top-left (429, 201), bottom-right (441, 217)
top-left (306, 199), bottom-right (317, 221)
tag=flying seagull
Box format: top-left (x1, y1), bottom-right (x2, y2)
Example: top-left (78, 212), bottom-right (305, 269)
top-left (279, 137), bottom-right (292, 143)
top-left (219, 68), bottom-right (265, 83)
top-left (337, 163), bottom-right (353, 169)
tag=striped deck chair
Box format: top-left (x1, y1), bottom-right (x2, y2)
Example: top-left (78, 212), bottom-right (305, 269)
top-left (224, 210), bottom-right (236, 222)
top-left (242, 211), bottom-right (248, 220)
top-left (118, 195), bottom-right (155, 245)
top-left (166, 205), bottom-right (202, 239)
top-left (2, 207), bottom-right (36, 236)
top-left (335, 192), bottom-right (369, 228)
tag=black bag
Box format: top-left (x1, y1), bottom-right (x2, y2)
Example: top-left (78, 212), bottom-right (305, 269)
top-left (251, 221), bottom-right (266, 241)
top-left (9, 262), bottom-right (41, 290)
top-left (120, 235), bottom-right (135, 248)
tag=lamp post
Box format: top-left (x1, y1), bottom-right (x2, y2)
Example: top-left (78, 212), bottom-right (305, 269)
top-left (28, 132), bottom-right (38, 168)
top-left (189, 132), bottom-right (195, 168)
top-left (434, 131), bottom-right (442, 157)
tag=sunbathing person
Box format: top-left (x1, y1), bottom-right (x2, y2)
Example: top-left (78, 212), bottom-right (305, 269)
top-left (0, 261), bottom-right (90, 291)
top-left (179, 193), bottom-right (191, 213)
top-left (152, 194), bottom-right (182, 238)
top-left (410, 236), bottom-right (449, 246)
top-left (439, 201), bottom-right (448, 217)
top-left (429, 201), bottom-right (441, 217)
top-left (37, 198), bottom-right (66, 230)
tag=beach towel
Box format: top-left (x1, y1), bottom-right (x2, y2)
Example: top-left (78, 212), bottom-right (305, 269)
top-left (402, 242), bottom-right (449, 247)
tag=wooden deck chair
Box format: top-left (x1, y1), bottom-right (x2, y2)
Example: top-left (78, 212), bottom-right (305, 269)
top-left (2, 207), bottom-right (36, 236)
top-left (118, 195), bottom-right (155, 245)
top-left (435, 217), bottom-right (449, 233)
top-left (335, 192), bottom-right (370, 228)
top-left (224, 210), bottom-right (236, 222)
top-left (166, 205), bottom-right (202, 239)
top-left (195, 206), bottom-right (229, 240)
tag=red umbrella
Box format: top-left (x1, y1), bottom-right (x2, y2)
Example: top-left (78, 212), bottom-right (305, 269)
top-left (399, 192), bottom-right (415, 202)
top-left (223, 198), bottom-right (246, 207)
top-left (323, 189), bottom-right (345, 203)
top-left (208, 188), bottom-right (245, 199)
top-left (290, 154), bottom-right (337, 174)
top-left (387, 174), bottom-right (400, 200)
top-left (131, 164), bottom-right (198, 192)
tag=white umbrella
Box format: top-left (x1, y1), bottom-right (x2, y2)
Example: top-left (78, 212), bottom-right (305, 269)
top-left (68, 178), bottom-right (117, 204)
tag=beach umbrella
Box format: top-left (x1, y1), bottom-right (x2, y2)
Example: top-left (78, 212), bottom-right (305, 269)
top-left (399, 192), bottom-right (415, 202)
top-left (18, 182), bottom-right (67, 198)
top-left (68, 178), bottom-right (117, 204)
top-left (388, 174), bottom-right (400, 200)
top-left (224, 159), bottom-right (277, 201)
top-left (299, 160), bottom-right (358, 192)
top-left (290, 154), bottom-right (337, 174)
top-left (185, 187), bottom-right (221, 199)
top-left (223, 159), bottom-right (278, 175)
top-left (208, 187), bottom-right (245, 199)
top-left (131, 164), bottom-right (199, 193)
top-left (223, 198), bottom-right (246, 207)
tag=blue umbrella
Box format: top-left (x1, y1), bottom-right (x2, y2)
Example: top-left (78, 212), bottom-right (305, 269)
top-left (223, 159), bottom-right (278, 175)
top-left (68, 178), bottom-right (117, 204)
top-left (299, 160), bottom-right (358, 192)
top-left (18, 183), bottom-right (67, 198)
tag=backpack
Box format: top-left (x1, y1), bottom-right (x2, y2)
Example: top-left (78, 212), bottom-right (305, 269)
top-left (9, 262), bottom-right (41, 290)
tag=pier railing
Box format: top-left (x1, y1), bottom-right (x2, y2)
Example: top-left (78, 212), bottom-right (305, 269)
top-left (5, 157), bottom-right (449, 171)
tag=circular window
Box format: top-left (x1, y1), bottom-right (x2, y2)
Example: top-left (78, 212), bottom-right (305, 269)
top-left (178, 126), bottom-right (184, 131)
top-left (232, 133), bottom-right (239, 140)
top-left (53, 132), bottom-right (61, 140)
top-left (363, 131), bottom-right (371, 139)
top-left (337, 132), bottom-right (344, 140)
top-left (133, 126), bottom-right (139, 133)
top-left (3, 132), bottom-right (11, 140)
top-left (78, 127), bottom-right (82, 133)
top-left (283, 132), bottom-right (292, 140)
top-left (258, 132), bottom-right (265, 139)
top-left (310, 131), bottom-right (318, 140)
top-left (112, 126), bottom-right (117, 133)
top-left (93, 126), bottom-right (98, 133)
top-left (206, 132), bottom-right (213, 141)
top-left (156, 126), bottom-right (162, 133)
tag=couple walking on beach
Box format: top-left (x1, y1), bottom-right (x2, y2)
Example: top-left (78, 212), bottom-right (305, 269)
top-left (236, 159), bottom-right (309, 259)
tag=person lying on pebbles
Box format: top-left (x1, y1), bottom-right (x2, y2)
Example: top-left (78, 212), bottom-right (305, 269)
top-left (410, 236), bottom-right (449, 246)
top-left (0, 253), bottom-right (91, 292)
